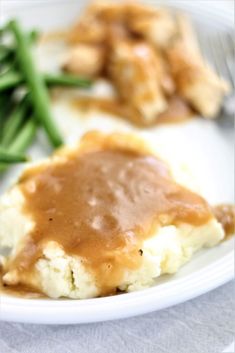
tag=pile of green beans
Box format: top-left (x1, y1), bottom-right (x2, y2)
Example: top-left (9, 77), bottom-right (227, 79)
top-left (0, 20), bottom-right (92, 172)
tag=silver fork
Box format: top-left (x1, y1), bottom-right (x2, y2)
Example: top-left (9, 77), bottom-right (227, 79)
top-left (197, 30), bottom-right (235, 128)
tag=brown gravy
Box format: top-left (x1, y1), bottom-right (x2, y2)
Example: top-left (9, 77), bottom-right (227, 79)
top-left (5, 137), bottom-right (213, 296)
top-left (213, 204), bottom-right (235, 239)
top-left (0, 270), bottom-right (44, 299)
top-left (72, 95), bottom-right (193, 127)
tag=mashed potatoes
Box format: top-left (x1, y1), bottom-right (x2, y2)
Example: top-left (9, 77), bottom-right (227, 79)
top-left (0, 132), bottom-right (224, 299)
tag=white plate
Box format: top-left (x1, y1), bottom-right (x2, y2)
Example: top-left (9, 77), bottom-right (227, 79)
top-left (0, 0), bottom-right (234, 324)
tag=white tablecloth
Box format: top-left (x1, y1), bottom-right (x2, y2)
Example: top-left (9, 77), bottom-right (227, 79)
top-left (0, 280), bottom-right (234, 353)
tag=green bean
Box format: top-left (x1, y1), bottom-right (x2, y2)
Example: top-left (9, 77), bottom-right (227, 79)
top-left (0, 46), bottom-right (12, 61)
top-left (0, 90), bottom-right (14, 137)
top-left (9, 118), bottom-right (37, 153)
top-left (0, 32), bottom-right (38, 74)
top-left (0, 147), bottom-right (28, 163)
top-left (0, 95), bottom-right (7, 133)
top-left (0, 33), bottom-right (39, 75)
top-left (0, 70), bottom-right (92, 91)
top-left (28, 30), bottom-right (40, 44)
top-left (0, 92), bottom-right (9, 120)
top-left (0, 60), bottom-right (16, 76)
top-left (9, 20), bottom-right (63, 148)
top-left (1, 95), bottom-right (29, 147)
top-left (0, 118), bottom-right (37, 172)
top-left (0, 70), bottom-right (23, 91)
top-left (0, 30), bottom-right (38, 62)
top-left (44, 73), bottom-right (92, 88)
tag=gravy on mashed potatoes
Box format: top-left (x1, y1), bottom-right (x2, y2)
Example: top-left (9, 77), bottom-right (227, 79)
top-left (5, 132), bottom-right (214, 295)
top-left (0, 0), bottom-right (233, 300)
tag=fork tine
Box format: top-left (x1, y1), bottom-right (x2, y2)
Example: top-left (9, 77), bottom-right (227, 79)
top-left (197, 30), bottom-right (216, 70)
top-left (197, 28), bottom-right (234, 89)
top-left (207, 34), bottom-right (226, 78)
top-left (217, 32), bottom-right (235, 88)
top-left (196, 29), bottom-right (207, 59)
top-left (209, 33), bottom-right (234, 87)
top-left (226, 33), bottom-right (234, 86)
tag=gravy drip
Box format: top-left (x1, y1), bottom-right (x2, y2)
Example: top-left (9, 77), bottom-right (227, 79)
top-left (213, 204), bottom-right (235, 238)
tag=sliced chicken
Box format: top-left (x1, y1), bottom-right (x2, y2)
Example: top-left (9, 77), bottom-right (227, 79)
top-left (63, 44), bottom-right (106, 77)
top-left (67, 1), bottom-right (126, 45)
top-left (154, 49), bottom-right (175, 96)
top-left (67, 3), bottom-right (107, 45)
top-left (167, 15), bottom-right (230, 118)
top-left (86, 0), bottom-right (127, 22)
top-left (108, 39), bottom-right (168, 124)
top-left (127, 3), bottom-right (176, 49)
top-left (64, 1), bottom-right (230, 122)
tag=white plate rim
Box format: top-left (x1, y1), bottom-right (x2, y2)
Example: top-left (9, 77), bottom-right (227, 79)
top-left (0, 252), bottom-right (233, 324)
